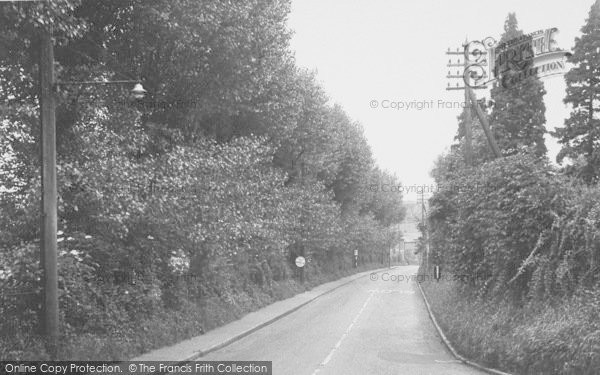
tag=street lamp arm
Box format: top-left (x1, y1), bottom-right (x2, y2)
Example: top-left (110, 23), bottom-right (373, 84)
top-left (55, 79), bottom-right (141, 86)
top-left (53, 80), bottom-right (147, 99)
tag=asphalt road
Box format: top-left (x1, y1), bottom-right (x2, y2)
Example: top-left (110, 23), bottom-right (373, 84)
top-left (202, 265), bottom-right (487, 375)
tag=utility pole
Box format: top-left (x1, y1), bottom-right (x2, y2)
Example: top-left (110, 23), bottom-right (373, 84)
top-left (40, 27), bottom-right (59, 354)
top-left (463, 38), bottom-right (473, 166)
top-left (417, 192), bottom-right (429, 272)
top-left (446, 45), bottom-right (473, 164)
top-left (446, 42), bottom-right (501, 159)
top-left (468, 88), bottom-right (501, 158)
top-left (36, 14), bottom-right (145, 357)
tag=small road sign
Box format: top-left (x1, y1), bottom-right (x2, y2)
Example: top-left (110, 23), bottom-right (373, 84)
top-left (295, 256), bottom-right (306, 268)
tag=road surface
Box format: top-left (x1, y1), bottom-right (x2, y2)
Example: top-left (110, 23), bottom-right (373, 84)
top-left (202, 265), bottom-right (486, 375)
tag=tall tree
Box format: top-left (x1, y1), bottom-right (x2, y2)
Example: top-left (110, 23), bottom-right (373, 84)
top-left (490, 13), bottom-right (548, 157)
top-left (553, 0), bottom-right (600, 184)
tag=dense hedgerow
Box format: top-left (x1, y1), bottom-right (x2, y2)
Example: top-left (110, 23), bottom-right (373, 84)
top-left (428, 151), bottom-right (600, 303)
top-left (422, 150), bottom-right (600, 374)
top-left (0, 136), bottom-right (395, 360)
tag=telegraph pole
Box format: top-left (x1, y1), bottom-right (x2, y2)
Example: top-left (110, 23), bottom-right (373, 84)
top-left (447, 46), bottom-right (470, 164)
top-left (40, 27), bottom-right (59, 354)
top-left (446, 42), bottom-right (501, 159)
top-left (463, 38), bottom-right (473, 166)
top-left (36, 15), bottom-right (145, 358)
top-left (417, 192), bottom-right (429, 272)
top-left (468, 88), bottom-right (501, 157)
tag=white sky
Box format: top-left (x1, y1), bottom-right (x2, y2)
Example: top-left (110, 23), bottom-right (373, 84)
top-left (288, 0), bottom-right (594, 202)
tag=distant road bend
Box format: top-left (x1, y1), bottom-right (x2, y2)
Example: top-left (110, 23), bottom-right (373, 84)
top-left (202, 265), bottom-right (487, 375)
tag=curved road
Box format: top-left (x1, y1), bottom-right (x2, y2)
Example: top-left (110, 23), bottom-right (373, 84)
top-left (202, 265), bottom-right (486, 375)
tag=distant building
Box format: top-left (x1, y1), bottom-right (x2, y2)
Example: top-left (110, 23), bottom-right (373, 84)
top-left (398, 240), bottom-right (418, 265)
top-left (396, 201), bottom-right (425, 265)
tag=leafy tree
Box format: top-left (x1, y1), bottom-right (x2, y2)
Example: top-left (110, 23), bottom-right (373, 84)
top-left (72, 0), bottom-right (296, 143)
top-left (361, 167), bottom-right (405, 227)
top-left (272, 69), bottom-right (330, 183)
top-left (552, 0), bottom-right (600, 184)
top-left (489, 13), bottom-right (547, 157)
top-left (330, 119), bottom-right (373, 214)
top-left (1, 0), bottom-right (406, 359)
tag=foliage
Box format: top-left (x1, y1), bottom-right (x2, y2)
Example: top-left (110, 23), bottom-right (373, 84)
top-left (420, 9), bottom-right (600, 375)
top-left (0, 0), bottom-right (404, 359)
top-left (429, 147), bottom-right (600, 304)
top-left (489, 13), bottom-right (547, 157)
top-left (428, 9), bottom-right (600, 305)
top-left (552, 0), bottom-right (600, 184)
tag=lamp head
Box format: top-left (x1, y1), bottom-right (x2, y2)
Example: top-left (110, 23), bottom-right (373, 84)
top-left (131, 83), bottom-right (147, 99)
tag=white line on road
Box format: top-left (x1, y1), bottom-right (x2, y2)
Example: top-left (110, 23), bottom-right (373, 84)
top-left (311, 290), bottom-right (375, 375)
top-left (366, 289), bottom-right (414, 294)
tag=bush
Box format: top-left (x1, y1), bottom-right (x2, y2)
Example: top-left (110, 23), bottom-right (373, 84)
top-left (429, 151), bottom-right (600, 303)
top-left (425, 149), bottom-right (600, 374)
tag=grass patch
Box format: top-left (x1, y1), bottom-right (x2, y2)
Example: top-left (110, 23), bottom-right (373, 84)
top-left (421, 280), bottom-right (600, 375)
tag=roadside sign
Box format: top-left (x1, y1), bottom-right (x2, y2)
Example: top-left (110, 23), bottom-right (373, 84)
top-left (295, 256), bottom-right (306, 268)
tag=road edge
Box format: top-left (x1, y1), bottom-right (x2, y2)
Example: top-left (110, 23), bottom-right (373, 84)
top-left (416, 281), bottom-right (514, 375)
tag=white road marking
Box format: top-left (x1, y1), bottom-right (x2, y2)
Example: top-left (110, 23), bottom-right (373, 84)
top-left (311, 290), bottom-right (375, 375)
top-left (366, 289), bottom-right (414, 294)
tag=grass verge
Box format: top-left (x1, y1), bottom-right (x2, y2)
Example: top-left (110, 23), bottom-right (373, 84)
top-left (421, 280), bottom-right (600, 375)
